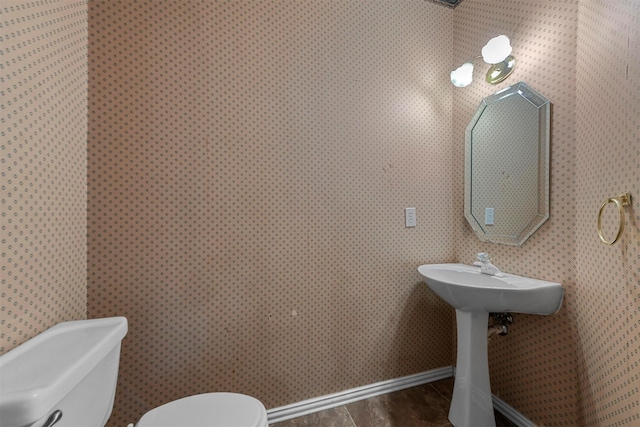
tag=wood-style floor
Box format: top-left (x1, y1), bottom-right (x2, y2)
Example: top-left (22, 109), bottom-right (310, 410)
top-left (269, 378), bottom-right (516, 427)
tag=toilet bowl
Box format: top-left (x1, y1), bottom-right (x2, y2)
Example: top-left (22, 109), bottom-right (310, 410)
top-left (136, 392), bottom-right (268, 427)
top-left (0, 317), bottom-right (269, 427)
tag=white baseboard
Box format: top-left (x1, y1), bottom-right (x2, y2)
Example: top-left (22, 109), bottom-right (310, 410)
top-left (267, 366), bottom-right (536, 426)
top-left (267, 366), bottom-right (454, 424)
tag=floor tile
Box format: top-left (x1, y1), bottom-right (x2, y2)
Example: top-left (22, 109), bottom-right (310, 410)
top-left (428, 377), bottom-right (454, 400)
top-left (270, 406), bottom-right (355, 427)
top-left (346, 384), bottom-right (450, 427)
top-left (269, 379), bottom-right (516, 427)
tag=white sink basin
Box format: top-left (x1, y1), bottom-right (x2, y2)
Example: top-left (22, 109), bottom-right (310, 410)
top-left (417, 263), bottom-right (563, 315)
top-left (417, 263), bottom-right (563, 427)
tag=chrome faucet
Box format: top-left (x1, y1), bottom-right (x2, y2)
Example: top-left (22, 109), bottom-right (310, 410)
top-left (473, 252), bottom-right (504, 276)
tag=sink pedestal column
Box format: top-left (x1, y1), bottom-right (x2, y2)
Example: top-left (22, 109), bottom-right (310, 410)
top-left (449, 310), bottom-right (495, 427)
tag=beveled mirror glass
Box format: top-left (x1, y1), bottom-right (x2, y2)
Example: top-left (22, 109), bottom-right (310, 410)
top-left (464, 82), bottom-right (550, 246)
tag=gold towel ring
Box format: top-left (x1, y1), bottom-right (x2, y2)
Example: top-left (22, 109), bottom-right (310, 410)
top-left (597, 192), bottom-right (631, 245)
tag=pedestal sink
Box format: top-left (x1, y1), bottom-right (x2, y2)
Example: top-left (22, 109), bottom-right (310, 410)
top-left (417, 263), bottom-right (563, 427)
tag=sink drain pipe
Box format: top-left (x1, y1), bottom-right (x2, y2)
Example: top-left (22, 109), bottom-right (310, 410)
top-left (488, 312), bottom-right (513, 338)
top-left (487, 323), bottom-right (508, 338)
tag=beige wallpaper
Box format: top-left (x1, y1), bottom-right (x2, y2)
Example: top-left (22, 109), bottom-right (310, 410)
top-left (0, 1), bottom-right (88, 353)
top-left (2, 1), bottom-right (639, 426)
top-left (574, 1), bottom-right (640, 425)
top-left (87, 2), bottom-right (455, 425)
top-left (453, 2), bottom-right (582, 424)
top-left (455, 0), bottom-right (640, 425)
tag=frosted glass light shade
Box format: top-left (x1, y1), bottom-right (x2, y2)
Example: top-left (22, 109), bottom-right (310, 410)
top-left (451, 62), bottom-right (474, 87)
top-left (481, 35), bottom-right (512, 64)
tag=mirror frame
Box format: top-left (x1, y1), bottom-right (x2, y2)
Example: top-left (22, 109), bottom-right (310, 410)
top-left (464, 81), bottom-right (551, 246)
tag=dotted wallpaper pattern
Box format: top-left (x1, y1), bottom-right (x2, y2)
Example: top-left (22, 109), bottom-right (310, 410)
top-left (3, 1), bottom-right (640, 427)
top-left (87, 2), bottom-right (454, 426)
top-left (454, 2), bottom-right (582, 423)
top-left (574, 1), bottom-right (640, 425)
top-left (1, 1), bottom-right (88, 353)
top-left (455, 0), bottom-right (640, 425)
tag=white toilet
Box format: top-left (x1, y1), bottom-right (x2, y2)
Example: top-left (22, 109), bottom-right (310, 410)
top-left (136, 392), bottom-right (268, 427)
top-left (0, 317), bottom-right (268, 427)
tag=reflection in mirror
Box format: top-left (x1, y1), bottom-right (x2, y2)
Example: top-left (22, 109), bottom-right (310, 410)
top-left (464, 82), bottom-right (551, 246)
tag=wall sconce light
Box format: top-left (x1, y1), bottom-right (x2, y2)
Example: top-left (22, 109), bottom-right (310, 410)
top-left (451, 35), bottom-right (516, 87)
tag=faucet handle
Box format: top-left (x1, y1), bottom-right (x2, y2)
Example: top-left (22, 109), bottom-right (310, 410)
top-left (477, 252), bottom-right (491, 263)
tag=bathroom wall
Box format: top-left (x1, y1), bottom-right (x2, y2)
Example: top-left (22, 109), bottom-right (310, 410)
top-left (86, 2), bottom-right (455, 425)
top-left (454, 0), bottom-right (640, 425)
top-left (453, 2), bottom-right (582, 423)
top-left (3, 1), bottom-right (638, 426)
top-left (574, 1), bottom-right (640, 425)
top-left (0, 1), bottom-right (88, 353)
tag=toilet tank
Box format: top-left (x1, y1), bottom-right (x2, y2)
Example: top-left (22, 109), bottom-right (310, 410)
top-left (0, 317), bottom-right (128, 427)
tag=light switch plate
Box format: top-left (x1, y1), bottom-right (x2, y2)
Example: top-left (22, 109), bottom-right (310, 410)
top-left (405, 207), bottom-right (416, 227)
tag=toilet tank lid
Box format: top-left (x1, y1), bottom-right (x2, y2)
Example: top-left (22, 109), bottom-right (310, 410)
top-left (0, 317), bottom-right (128, 426)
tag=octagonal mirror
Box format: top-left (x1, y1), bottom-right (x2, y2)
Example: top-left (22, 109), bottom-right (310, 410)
top-left (464, 82), bottom-right (551, 246)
